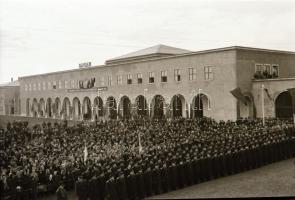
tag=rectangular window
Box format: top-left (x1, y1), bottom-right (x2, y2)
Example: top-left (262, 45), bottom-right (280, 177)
top-left (161, 70), bottom-right (168, 82)
top-left (149, 72), bottom-right (155, 83)
top-left (38, 83), bottom-right (41, 90)
top-left (25, 84), bottom-right (28, 91)
top-left (64, 80), bottom-right (68, 89)
top-left (47, 82), bottom-right (51, 90)
top-left (29, 84), bottom-right (32, 91)
top-left (137, 73), bottom-right (143, 84)
top-left (189, 68), bottom-right (197, 80)
top-left (99, 77), bottom-right (105, 86)
top-left (52, 81), bottom-right (57, 89)
top-left (204, 66), bottom-right (213, 80)
top-left (174, 69), bottom-right (181, 82)
top-left (272, 64), bottom-right (279, 77)
top-left (58, 80), bottom-right (62, 89)
top-left (33, 83), bottom-right (36, 91)
top-left (117, 75), bottom-right (122, 85)
top-left (255, 64), bottom-right (263, 73)
top-left (71, 80), bottom-right (75, 88)
top-left (108, 76), bottom-right (112, 86)
top-left (127, 74), bottom-right (132, 84)
top-left (42, 82), bottom-right (46, 90)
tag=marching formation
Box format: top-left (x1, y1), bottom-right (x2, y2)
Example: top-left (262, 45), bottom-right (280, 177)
top-left (0, 118), bottom-right (295, 200)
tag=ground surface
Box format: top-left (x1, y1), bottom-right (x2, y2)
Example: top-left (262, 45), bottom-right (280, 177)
top-left (41, 158), bottom-right (295, 200)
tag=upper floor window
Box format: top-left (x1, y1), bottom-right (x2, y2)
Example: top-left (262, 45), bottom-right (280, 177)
top-left (58, 80), bottom-right (62, 89)
top-left (42, 82), bottom-right (46, 90)
top-left (108, 76), bottom-right (112, 86)
top-left (149, 72), bottom-right (155, 83)
top-left (64, 80), bottom-right (68, 89)
top-left (272, 64), bottom-right (279, 77)
top-left (137, 73), bottom-right (143, 84)
top-left (25, 84), bottom-right (28, 91)
top-left (38, 83), bottom-right (41, 90)
top-left (204, 66), bottom-right (213, 80)
top-left (99, 77), bottom-right (105, 86)
top-left (33, 83), bottom-right (36, 91)
top-left (161, 70), bottom-right (168, 82)
top-left (174, 69), bottom-right (181, 82)
top-left (117, 75), bottom-right (122, 85)
top-left (52, 81), bottom-right (57, 89)
top-left (189, 68), bottom-right (197, 81)
top-left (71, 80), bottom-right (75, 88)
top-left (254, 63), bottom-right (279, 79)
top-left (29, 84), bottom-right (32, 91)
top-left (127, 74), bottom-right (132, 84)
top-left (47, 82), bottom-right (51, 90)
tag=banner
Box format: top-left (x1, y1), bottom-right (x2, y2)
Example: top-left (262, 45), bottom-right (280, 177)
top-left (230, 87), bottom-right (248, 105)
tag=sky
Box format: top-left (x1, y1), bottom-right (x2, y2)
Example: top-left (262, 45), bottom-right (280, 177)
top-left (0, 0), bottom-right (294, 84)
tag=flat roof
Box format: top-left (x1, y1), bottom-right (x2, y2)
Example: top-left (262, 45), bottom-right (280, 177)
top-left (19, 46), bottom-right (295, 80)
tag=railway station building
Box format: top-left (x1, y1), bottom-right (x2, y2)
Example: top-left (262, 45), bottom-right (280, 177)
top-left (18, 45), bottom-right (295, 121)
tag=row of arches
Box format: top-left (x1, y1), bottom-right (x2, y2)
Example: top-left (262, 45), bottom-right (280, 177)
top-left (26, 94), bottom-right (211, 120)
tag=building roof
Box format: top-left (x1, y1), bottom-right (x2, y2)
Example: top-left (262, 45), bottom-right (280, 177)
top-left (0, 80), bottom-right (20, 87)
top-left (106, 44), bottom-right (191, 64)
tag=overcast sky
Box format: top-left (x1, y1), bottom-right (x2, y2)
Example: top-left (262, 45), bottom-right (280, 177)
top-left (0, 0), bottom-right (294, 84)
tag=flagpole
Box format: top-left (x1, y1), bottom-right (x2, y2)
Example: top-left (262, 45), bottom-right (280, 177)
top-left (261, 84), bottom-right (265, 126)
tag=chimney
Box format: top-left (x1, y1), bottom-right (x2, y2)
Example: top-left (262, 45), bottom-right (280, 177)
top-left (11, 77), bottom-right (13, 82)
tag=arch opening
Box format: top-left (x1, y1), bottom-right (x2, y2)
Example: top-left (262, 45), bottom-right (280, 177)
top-left (62, 98), bottom-right (71, 119)
top-left (171, 94), bottom-right (186, 118)
top-left (151, 95), bottom-right (165, 119)
top-left (26, 99), bottom-right (30, 116)
top-left (106, 96), bottom-right (117, 119)
top-left (54, 98), bottom-right (61, 118)
top-left (94, 97), bottom-right (104, 120)
top-left (82, 97), bottom-right (92, 120)
top-left (135, 95), bottom-right (148, 117)
top-left (39, 98), bottom-right (45, 117)
top-left (46, 98), bottom-right (52, 118)
top-left (192, 94), bottom-right (210, 118)
top-left (73, 97), bottom-right (81, 120)
top-left (275, 91), bottom-right (293, 119)
top-left (119, 96), bottom-right (131, 119)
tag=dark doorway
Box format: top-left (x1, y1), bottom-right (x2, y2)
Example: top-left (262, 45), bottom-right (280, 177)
top-left (194, 95), bottom-right (203, 118)
top-left (172, 95), bottom-right (182, 118)
top-left (136, 95), bottom-right (148, 117)
top-left (275, 91), bottom-right (293, 119)
top-left (153, 95), bottom-right (164, 119)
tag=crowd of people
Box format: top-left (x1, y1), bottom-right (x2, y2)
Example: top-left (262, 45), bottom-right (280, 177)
top-left (0, 117), bottom-right (294, 200)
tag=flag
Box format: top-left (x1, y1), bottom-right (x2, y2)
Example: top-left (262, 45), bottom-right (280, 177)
top-left (83, 144), bottom-right (88, 163)
top-left (230, 87), bottom-right (248, 105)
top-left (138, 132), bottom-right (143, 154)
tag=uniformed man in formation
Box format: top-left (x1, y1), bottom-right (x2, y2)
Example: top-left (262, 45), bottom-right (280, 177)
top-left (0, 118), bottom-right (294, 200)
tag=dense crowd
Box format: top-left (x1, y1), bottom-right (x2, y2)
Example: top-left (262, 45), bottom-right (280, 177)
top-left (0, 117), bottom-right (294, 200)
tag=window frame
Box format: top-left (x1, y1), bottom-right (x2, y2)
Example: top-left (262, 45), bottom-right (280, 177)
top-left (161, 70), bottom-right (168, 83)
top-left (174, 69), bottom-right (181, 82)
top-left (204, 66), bottom-right (213, 80)
top-left (137, 73), bottom-right (143, 84)
top-left (108, 76), bottom-right (113, 86)
top-left (149, 72), bottom-right (155, 83)
top-left (127, 74), bottom-right (132, 84)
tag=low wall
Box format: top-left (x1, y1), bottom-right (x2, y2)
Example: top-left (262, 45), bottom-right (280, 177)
top-left (0, 115), bottom-right (84, 128)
